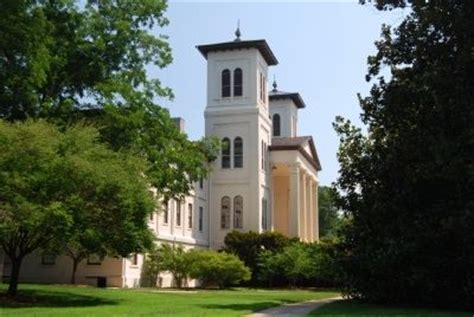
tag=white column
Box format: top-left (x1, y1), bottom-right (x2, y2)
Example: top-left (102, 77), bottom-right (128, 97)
top-left (288, 163), bottom-right (300, 237)
top-left (269, 171), bottom-right (274, 232)
top-left (307, 178), bottom-right (313, 242)
top-left (299, 171), bottom-right (307, 241)
top-left (313, 181), bottom-right (319, 242)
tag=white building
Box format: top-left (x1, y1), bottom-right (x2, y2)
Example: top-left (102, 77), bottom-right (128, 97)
top-left (1, 32), bottom-right (321, 288)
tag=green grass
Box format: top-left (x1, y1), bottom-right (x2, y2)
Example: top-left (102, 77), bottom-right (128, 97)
top-left (0, 283), bottom-right (339, 317)
top-left (310, 300), bottom-right (473, 317)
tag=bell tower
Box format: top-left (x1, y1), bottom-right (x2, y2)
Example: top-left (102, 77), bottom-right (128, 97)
top-left (197, 30), bottom-right (278, 248)
top-left (268, 79), bottom-right (306, 138)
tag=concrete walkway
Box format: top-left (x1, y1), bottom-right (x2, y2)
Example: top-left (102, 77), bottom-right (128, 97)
top-left (247, 296), bottom-right (342, 317)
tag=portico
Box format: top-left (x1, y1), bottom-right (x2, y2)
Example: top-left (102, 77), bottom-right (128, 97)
top-left (269, 137), bottom-right (321, 242)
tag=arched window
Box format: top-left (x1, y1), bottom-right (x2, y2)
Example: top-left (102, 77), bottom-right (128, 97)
top-left (234, 68), bottom-right (243, 96)
top-left (221, 69), bottom-right (231, 97)
top-left (221, 196), bottom-right (231, 229)
top-left (221, 138), bottom-right (231, 168)
top-left (234, 137), bottom-right (243, 168)
top-left (233, 196), bottom-right (243, 229)
top-left (273, 114), bottom-right (281, 137)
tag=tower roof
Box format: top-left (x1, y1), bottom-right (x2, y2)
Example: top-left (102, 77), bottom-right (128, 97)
top-left (269, 90), bottom-right (306, 108)
top-left (196, 39), bottom-right (278, 66)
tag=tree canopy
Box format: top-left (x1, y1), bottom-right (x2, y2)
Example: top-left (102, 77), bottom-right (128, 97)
top-left (0, 120), bottom-right (154, 296)
top-left (318, 186), bottom-right (342, 239)
top-left (334, 0), bottom-right (474, 310)
top-left (0, 0), bottom-right (171, 120)
top-left (0, 0), bottom-right (218, 200)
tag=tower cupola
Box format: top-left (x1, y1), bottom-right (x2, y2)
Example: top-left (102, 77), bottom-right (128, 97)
top-left (269, 83), bottom-right (306, 138)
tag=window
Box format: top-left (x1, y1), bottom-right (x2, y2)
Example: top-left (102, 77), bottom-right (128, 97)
top-left (261, 198), bottom-right (268, 230)
top-left (233, 196), bottom-right (243, 229)
top-left (273, 114), bottom-right (281, 136)
top-left (87, 254), bottom-right (103, 265)
top-left (41, 254), bottom-right (56, 265)
top-left (292, 116), bottom-right (297, 137)
top-left (261, 141), bottom-right (267, 170)
top-left (199, 176), bottom-right (203, 189)
top-left (222, 69), bottom-right (231, 97)
top-left (221, 196), bottom-right (231, 229)
top-left (148, 190), bottom-right (155, 221)
top-left (199, 207), bottom-right (204, 232)
top-left (259, 72), bottom-right (266, 102)
top-left (234, 137), bottom-right (243, 168)
top-left (176, 200), bottom-right (182, 227)
top-left (261, 140), bottom-right (267, 171)
top-left (162, 201), bottom-right (169, 224)
top-left (130, 253), bottom-right (138, 266)
top-left (234, 68), bottom-right (243, 96)
top-left (188, 203), bottom-right (193, 229)
top-left (263, 75), bottom-right (266, 100)
top-left (222, 138), bottom-right (231, 168)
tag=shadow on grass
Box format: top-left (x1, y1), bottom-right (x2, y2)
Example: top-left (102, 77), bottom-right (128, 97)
top-left (239, 286), bottom-right (340, 292)
top-left (201, 301), bottom-right (283, 313)
top-left (309, 299), bottom-right (474, 317)
top-left (0, 289), bottom-right (119, 309)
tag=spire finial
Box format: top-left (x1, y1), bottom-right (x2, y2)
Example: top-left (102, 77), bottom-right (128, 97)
top-left (272, 75), bottom-right (278, 92)
top-left (234, 19), bottom-right (241, 42)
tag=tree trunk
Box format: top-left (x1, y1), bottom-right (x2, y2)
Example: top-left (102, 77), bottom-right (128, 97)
top-left (71, 258), bottom-right (80, 284)
top-left (176, 277), bottom-right (182, 289)
top-left (7, 256), bottom-right (23, 297)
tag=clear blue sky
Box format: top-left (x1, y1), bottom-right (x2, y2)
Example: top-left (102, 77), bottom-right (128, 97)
top-left (150, 1), bottom-right (408, 186)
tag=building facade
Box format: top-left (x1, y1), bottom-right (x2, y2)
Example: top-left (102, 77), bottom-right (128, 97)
top-left (1, 33), bottom-right (321, 288)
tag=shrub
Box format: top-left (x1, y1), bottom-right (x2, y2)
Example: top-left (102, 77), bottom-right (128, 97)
top-left (258, 243), bottom-right (312, 287)
top-left (223, 230), bottom-right (294, 284)
top-left (257, 250), bottom-right (287, 287)
top-left (306, 241), bottom-right (343, 287)
top-left (189, 250), bottom-right (251, 289)
top-left (258, 241), bottom-right (342, 287)
top-left (142, 244), bottom-right (193, 288)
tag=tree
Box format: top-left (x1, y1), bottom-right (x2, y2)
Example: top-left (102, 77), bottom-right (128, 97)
top-left (58, 137), bottom-right (155, 284)
top-left (334, 0), bottom-right (474, 309)
top-left (188, 250), bottom-right (251, 289)
top-left (223, 230), bottom-right (294, 284)
top-left (318, 186), bottom-right (342, 239)
top-left (141, 246), bottom-right (165, 287)
top-left (0, 120), bottom-right (154, 296)
top-left (0, 0), bottom-right (218, 201)
top-left (306, 242), bottom-right (343, 287)
top-left (0, 0), bottom-right (171, 122)
top-left (98, 104), bottom-right (219, 201)
top-left (0, 0), bottom-right (218, 294)
top-left (154, 244), bottom-right (193, 288)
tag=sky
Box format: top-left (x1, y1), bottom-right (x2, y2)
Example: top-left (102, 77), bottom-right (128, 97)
top-left (150, 1), bottom-right (409, 186)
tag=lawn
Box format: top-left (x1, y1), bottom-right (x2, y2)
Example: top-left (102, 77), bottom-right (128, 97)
top-left (0, 284), bottom-right (339, 317)
top-left (310, 300), bottom-right (473, 317)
